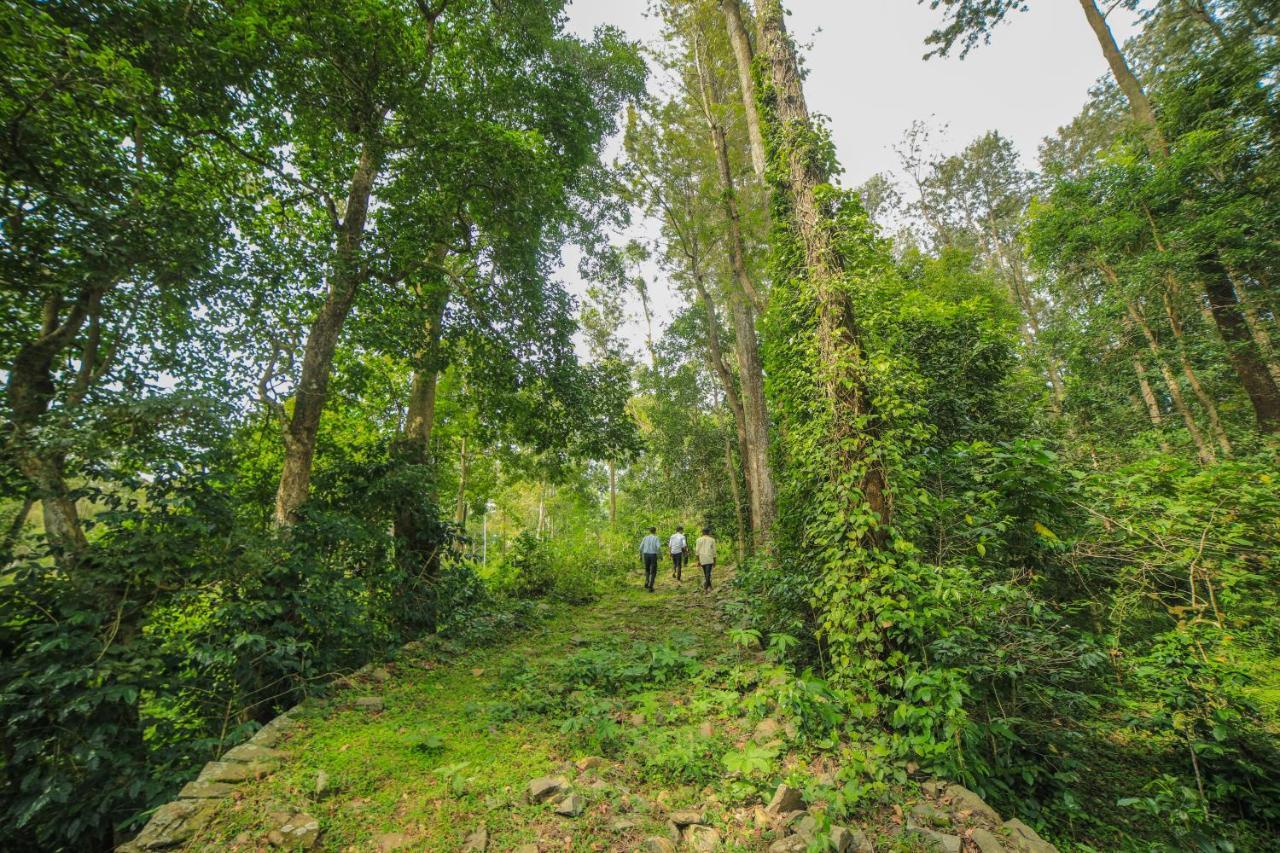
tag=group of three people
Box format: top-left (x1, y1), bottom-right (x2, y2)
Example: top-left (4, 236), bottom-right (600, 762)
top-left (639, 525), bottom-right (716, 592)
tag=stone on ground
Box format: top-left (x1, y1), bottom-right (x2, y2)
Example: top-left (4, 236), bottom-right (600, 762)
top-left (643, 837), bottom-right (677, 853)
top-left (768, 836), bottom-right (808, 853)
top-left (460, 824), bottom-right (488, 851)
top-left (943, 783), bottom-right (1000, 824)
top-left (830, 825), bottom-right (873, 853)
top-left (525, 775), bottom-right (568, 803)
top-left (196, 760), bottom-right (274, 784)
top-left (575, 755), bottom-right (607, 771)
top-left (221, 743), bottom-right (287, 763)
top-left (354, 696), bottom-right (384, 712)
top-left (177, 780), bottom-right (236, 799)
top-left (765, 783), bottom-right (805, 815)
top-left (272, 813), bottom-right (320, 849)
top-left (668, 808), bottom-right (705, 826)
top-left (1002, 818), bottom-right (1059, 853)
top-left (971, 827), bottom-right (1007, 853)
top-left (373, 832), bottom-right (412, 851)
top-left (554, 793), bottom-right (584, 817)
top-left (915, 827), bottom-right (962, 853)
top-left (752, 717), bottom-right (783, 741)
top-left (684, 823), bottom-right (722, 851)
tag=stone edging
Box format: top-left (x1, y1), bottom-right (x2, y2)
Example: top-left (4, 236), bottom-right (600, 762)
top-left (116, 653), bottom-right (395, 852)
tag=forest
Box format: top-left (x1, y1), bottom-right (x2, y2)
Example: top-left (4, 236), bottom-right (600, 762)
top-left (1, 0), bottom-right (1277, 850)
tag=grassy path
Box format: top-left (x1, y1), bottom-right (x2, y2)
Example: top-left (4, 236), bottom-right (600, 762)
top-left (192, 567), bottom-right (789, 851)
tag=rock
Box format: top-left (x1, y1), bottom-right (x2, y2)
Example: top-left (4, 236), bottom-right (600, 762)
top-left (221, 743), bottom-right (288, 764)
top-left (753, 718), bottom-right (783, 741)
top-left (610, 818), bottom-right (638, 832)
top-left (248, 715), bottom-right (296, 748)
top-left (275, 813), bottom-right (320, 850)
top-left (971, 828), bottom-right (1007, 853)
top-left (460, 824), bottom-right (488, 851)
top-left (314, 770), bottom-right (331, 797)
top-left (178, 780), bottom-right (236, 799)
top-left (921, 780), bottom-right (944, 798)
top-left (195, 760), bottom-right (274, 784)
top-left (555, 793), bottom-right (585, 817)
top-left (576, 756), bottom-right (607, 771)
top-left (643, 838), bottom-right (677, 853)
top-left (122, 800), bottom-right (214, 850)
top-left (684, 824), bottom-right (722, 851)
top-left (698, 721), bottom-right (716, 738)
top-left (765, 784), bottom-right (805, 815)
top-left (669, 808), bottom-right (705, 826)
top-left (629, 712), bottom-right (646, 727)
top-left (526, 775), bottom-right (568, 803)
top-left (943, 784), bottom-right (1000, 824)
top-left (266, 830), bottom-right (286, 846)
top-left (373, 832), bottom-right (412, 851)
top-left (512, 846), bottom-right (539, 853)
top-left (830, 826), bottom-right (874, 853)
top-left (909, 802), bottom-right (952, 827)
top-left (354, 696), bottom-right (384, 712)
top-left (371, 667), bottom-right (391, 682)
top-left (1002, 818), bottom-right (1058, 853)
top-left (914, 828), bottom-right (962, 853)
top-left (768, 837), bottom-right (809, 853)
top-left (792, 812), bottom-right (819, 840)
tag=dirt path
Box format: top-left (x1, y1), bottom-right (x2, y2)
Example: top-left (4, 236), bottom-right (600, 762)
top-left (189, 567), bottom-right (779, 851)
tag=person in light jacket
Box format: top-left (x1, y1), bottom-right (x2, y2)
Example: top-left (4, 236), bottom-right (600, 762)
top-left (640, 526), bottom-right (661, 592)
top-left (695, 527), bottom-right (716, 591)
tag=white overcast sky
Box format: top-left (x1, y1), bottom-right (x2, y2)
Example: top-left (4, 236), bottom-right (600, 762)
top-left (558, 0), bottom-right (1143, 357)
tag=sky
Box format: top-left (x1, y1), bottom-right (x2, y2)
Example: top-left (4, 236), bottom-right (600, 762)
top-left (558, 0), bottom-right (1143, 357)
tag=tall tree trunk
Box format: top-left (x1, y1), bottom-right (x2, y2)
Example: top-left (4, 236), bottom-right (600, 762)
top-left (1161, 289), bottom-right (1232, 457)
top-left (608, 459), bottom-right (617, 528)
top-left (1131, 351), bottom-right (1173, 453)
top-left (719, 0), bottom-right (767, 180)
top-left (1200, 256), bottom-right (1280, 433)
top-left (1077, 0), bottom-right (1166, 156)
top-left (723, 428), bottom-right (748, 564)
top-left (1227, 267), bottom-right (1280, 387)
top-left (755, 0), bottom-right (890, 538)
top-left (275, 141), bottom-right (382, 525)
top-left (692, 269), bottom-right (756, 547)
top-left (694, 45), bottom-right (775, 540)
top-left (6, 290), bottom-right (99, 558)
top-left (1, 497), bottom-right (35, 563)
top-left (393, 266), bottom-right (450, 577)
top-left (1126, 303), bottom-right (1214, 463)
top-left (455, 434), bottom-right (468, 526)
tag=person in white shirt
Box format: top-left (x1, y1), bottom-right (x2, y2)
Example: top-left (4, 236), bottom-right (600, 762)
top-left (668, 526), bottom-right (688, 581)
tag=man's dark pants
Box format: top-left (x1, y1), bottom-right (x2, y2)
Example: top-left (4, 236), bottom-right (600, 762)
top-left (701, 563), bottom-right (713, 589)
top-left (671, 551), bottom-right (684, 580)
top-left (643, 553), bottom-right (658, 590)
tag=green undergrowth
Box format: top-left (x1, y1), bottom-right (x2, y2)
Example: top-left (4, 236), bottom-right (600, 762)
top-left (185, 571), bottom-right (950, 851)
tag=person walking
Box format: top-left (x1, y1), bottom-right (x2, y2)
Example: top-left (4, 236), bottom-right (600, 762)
top-left (668, 525), bottom-right (687, 581)
top-left (695, 527), bottom-right (716, 591)
top-left (640, 526), bottom-right (661, 591)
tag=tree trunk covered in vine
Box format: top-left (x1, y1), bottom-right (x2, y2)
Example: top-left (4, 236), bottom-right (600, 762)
top-left (754, 0), bottom-right (890, 537)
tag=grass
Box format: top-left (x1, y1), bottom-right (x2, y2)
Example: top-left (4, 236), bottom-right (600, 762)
top-left (189, 570), bottom-right (802, 851)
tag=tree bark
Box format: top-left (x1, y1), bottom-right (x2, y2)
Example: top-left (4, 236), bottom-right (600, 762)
top-left (1200, 256), bottom-right (1280, 433)
top-left (694, 43), bottom-right (775, 540)
top-left (692, 268), bottom-right (756, 546)
top-left (755, 0), bottom-right (890, 538)
top-left (1131, 351), bottom-right (1173, 453)
top-left (275, 140), bottom-right (383, 525)
top-left (454, 434), bottom-right (468, 525)
top-left (1227, 267), bottom-right (1280, 387)
top-left (608, 459), bottom-right (617, 528)
top-left (723, 428), bottom-right (748, 564)
top-left (719, 0), bottom-right (767, 180)
top-left (1126, 302), bottom-right (1214, 463)
top-left (1078, 0), bottom-right (1167, 156)
top-left (1161, 289), bottom-right (1232, 457)
top-left (6, 289), bottom-right (100, 557)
